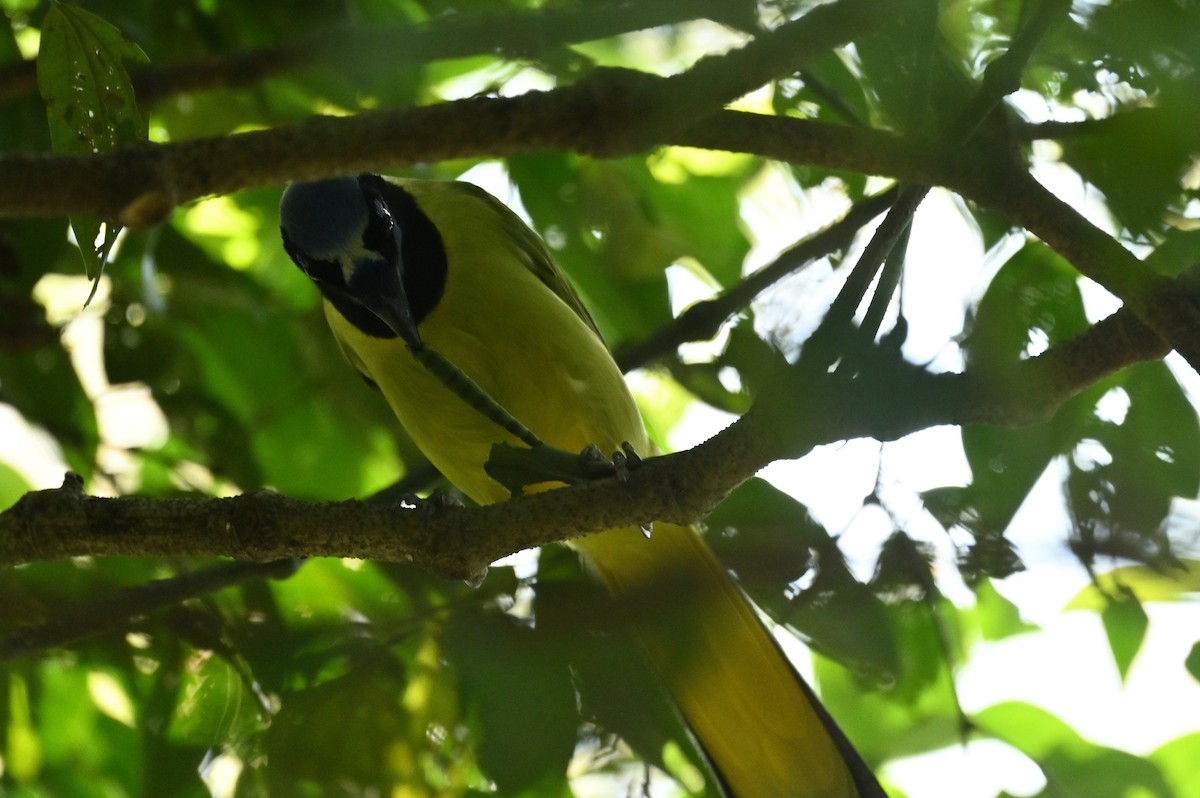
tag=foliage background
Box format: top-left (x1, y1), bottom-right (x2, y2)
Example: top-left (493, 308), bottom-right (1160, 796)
top-left (1, 0), bottom-right (1200, 796)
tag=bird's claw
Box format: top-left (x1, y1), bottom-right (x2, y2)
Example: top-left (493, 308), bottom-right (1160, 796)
top-left (578, 441), bottom-right (644, 483)
top-left (578, 444), bottom-right (612, 479)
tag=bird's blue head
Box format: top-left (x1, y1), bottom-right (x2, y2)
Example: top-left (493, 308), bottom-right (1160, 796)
top-left (279, 176), bottom-right (368, 263)
top-left (280, 174), bottom-right (446, 347)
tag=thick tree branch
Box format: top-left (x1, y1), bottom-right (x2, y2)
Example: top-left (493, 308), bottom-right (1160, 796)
top-left (0, 306), bottom-right (1169, 576)
top-left (3, 105), bottom-right (1193, 370)
top-left (945, 151), bottom-right (1200, 370)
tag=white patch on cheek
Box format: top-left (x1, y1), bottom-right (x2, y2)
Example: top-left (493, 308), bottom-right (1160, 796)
top-left (339, 243), bottom-right (375, 284)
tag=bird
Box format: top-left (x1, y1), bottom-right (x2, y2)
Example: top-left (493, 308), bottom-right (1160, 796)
top-left (280, 173), bottom-right (883, 798)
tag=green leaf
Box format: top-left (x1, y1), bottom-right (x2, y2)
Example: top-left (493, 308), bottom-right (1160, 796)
top-left (976, 701), bottom-right (1173, 798)
top-left (119, 223), bottom-right (401, 497)
top-left (708, 479), bottom-right (900, 677)
top-left (442, 608), bottom-right (577, 794)
top-left (1100, 585), bottom-right (1149, 682)
top-left (266, 663), bottom-right (419, 793)
top-left (0, 461), bottom-right (32, 511)
top-left (965, 240), bottom-right (1092, 371)
top-left (508, 154), bottom-right (750, 351)
top-left (772, 50), bottom-right (872, 196)
top-left (706, 477), bottom-right (830, 592)
top-left (1144, 227), bottom-right (1200, 279)
top-left (1060, 91), bottom-right (1200, 235)
top-left (643, 162), bottom-right (752, 288)
top-left (974, 578), bottom-right (1039, 642)
top-left (950, 241), bottom-right (1101, 564)
top-left (1086, 1), bottom-right (1200, 95)
top-left (1065, 559), bottom-right (1200, 610)
top-left (6, 674), bottom-right (43, 782)
top-left (36, 3), bottom-right (148, 156)
top-left (854, 1), bottom-right (972, 137)
top-left (265, 559), bottom-right (415, 627)
top-left (1066, 362), bottom-right (1200, 571)
top-left (166, 648), bottom-right (263, 745)
top-left (1185, 642), bottom-right (1200, 684)
top-left (665, 321), bottom-right (786, 414)
top-left (1150, 732), bottom-right (1200, 798)
top-left (35, 661), bottom-right (144, 796)
top-left (509, 154), bottom-right (672, 348)
top-left (774, 50), bottom-right (870, 126)
top-left (814, 598), bottom-right (965, 763)
top-left (36, 2), bottom-right (149, 283)
top-left (0, 346), bottom-right (98, 478)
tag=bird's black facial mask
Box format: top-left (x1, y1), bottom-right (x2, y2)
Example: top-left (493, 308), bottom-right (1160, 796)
top-left (345, 179), bottom-right (422, 347)
top-left (280, 174), bottom-right (447, 346)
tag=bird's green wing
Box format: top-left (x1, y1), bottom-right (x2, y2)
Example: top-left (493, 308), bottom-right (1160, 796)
top-left (449, 181), bottom-right (605, 342)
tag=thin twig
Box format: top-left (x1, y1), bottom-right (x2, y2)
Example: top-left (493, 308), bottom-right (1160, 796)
top-left (803, 184), bottom-right (929, 370)
top-left (0, 558), bottom-right (301, 663)
top-left (614, 187), bottom-right (900, 371)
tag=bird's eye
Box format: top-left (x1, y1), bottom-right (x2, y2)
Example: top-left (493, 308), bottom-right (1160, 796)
top-left (362, 194), bottom-right (399, 256)
top-left (373, 198), bottom-right (393, 226)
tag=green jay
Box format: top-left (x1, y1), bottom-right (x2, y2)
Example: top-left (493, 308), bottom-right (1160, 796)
top-left (280, 173), bottom-right (883, 797)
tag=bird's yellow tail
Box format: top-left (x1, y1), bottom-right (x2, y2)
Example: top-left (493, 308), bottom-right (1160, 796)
top-left (577, 522), bottom-right (868, 798)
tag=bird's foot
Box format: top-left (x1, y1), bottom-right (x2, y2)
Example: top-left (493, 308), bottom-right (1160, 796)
top-left (485, 441), bottom-right (646, 495)
top-left (579, 441), bottom-right (643, 483)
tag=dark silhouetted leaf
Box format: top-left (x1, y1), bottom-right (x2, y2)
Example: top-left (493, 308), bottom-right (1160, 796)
top-left (443, 608), bottom-right (576, 794)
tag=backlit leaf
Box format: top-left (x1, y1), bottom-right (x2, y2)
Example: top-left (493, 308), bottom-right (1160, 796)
top-left (36, 3), bottom-right (148, 284)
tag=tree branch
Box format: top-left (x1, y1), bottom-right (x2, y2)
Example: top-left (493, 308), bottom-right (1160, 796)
top-left (4, 102), bottom-right (1194, 370)
top-left (803, 184), bottom-right (929, 369)
top-left (947, 152), bottom-right (1200, 371)
top-left (0, 305), bottom-right (1169, 576)
top-left (2, 0), bottom-right (1194, 368)
top-left (0, 0), bottom-right (899, 227)
top-left (0, 0), bottom-right (747, 105)
top-left (1014, 109), bottom-right (1153, 142)
top-left (614, 186), bottom-right (900, 371)
top-left (683, 112), bottom-right (1200, 372)
top-left (947, 0), bottom-right (1071, 142)
top-left (0, 556), bottom-right (300, 663)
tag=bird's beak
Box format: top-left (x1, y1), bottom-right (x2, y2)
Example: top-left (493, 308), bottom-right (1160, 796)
top-left (350, 257), bottom-right (423, 349)
top-left (367, 197), bottom-right (423, 349)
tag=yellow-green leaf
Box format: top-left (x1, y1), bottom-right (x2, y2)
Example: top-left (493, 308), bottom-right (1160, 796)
top-left (1066, 560), bottom-right (1200, 611)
